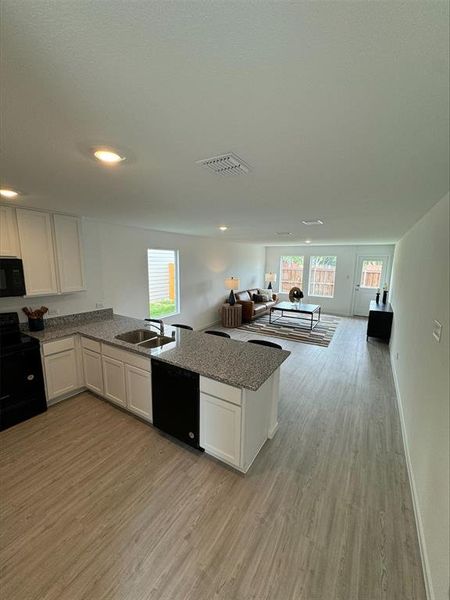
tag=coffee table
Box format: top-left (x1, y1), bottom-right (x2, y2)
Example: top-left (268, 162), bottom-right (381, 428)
top-left (269, 302), bottom-right (321, 331)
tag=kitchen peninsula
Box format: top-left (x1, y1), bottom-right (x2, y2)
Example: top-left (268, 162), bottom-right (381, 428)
top-left (27, 309), bottom-right (290, 473)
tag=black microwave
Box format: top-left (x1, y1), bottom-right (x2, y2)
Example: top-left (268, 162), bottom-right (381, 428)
top-left (0, 258), bottom-right (26, 297)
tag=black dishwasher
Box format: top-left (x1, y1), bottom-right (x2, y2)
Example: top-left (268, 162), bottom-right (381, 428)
top-left (151, 359), bottom-right (202, 450)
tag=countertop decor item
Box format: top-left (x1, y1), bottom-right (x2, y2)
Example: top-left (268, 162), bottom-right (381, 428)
top-left (382, 285), bottom-right (389, 304)
top-left (224, 277), bottom-right (240, 306)
top-left (265, 272), bottom-right (277, 290)
top-left (22, 306), bottom-right (48, 331)
top-left (288, 287), bottom-right (304, 303)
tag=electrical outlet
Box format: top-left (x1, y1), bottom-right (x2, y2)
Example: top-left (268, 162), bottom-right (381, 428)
top-left (433, 320), bottom-right (442, 343)
top-left (47, 308), bottom-right (59, 316)
top-left (96, 302), bottom-right (104, 309)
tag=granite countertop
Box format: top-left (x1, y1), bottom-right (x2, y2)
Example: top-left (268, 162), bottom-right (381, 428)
top-left (27, 312), bottom-right (290, 391)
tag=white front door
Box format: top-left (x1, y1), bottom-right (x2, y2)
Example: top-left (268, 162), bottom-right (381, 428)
top-left (352, 255), bottom-right (389, 316)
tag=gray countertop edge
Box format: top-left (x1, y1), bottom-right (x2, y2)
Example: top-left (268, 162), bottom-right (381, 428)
top-left (27, 314), bottom-right (290, 392)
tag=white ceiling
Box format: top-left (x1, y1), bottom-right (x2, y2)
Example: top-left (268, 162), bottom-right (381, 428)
top-left (1, 1), bottom-right (448, 245)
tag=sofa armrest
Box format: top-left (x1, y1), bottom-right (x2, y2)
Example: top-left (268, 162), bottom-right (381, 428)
top-left (237, 299), bottom-right (254, 322)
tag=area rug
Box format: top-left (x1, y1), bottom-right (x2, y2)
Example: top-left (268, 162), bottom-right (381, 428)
top-left (237, 313), bottom-right (340, 347)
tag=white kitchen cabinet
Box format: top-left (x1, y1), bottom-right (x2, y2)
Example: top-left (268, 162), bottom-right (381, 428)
top-left (42, 336), bottom-right (82, 403)
top-left (102, 355), bottom-right (126, 407)
top-left (0, 205), bottom-right (21, 257)
top-left (125, 364), bottom-right (152, 422)
top-left (200, 392), bottom-right (241, 467)
top-left (53, 214), bottom-right (85, 293)
top-left (16, 208), bottom-right (58, 296)
top-left (82, 348), bottom-right (104, 395)
top-left (44, 349), bottom-right (78, 400)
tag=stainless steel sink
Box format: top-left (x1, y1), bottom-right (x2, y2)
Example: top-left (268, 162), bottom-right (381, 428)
top-left (138, 335), bottom-right (174, 349)
top-left (115, 329), bottom-right (158, 344)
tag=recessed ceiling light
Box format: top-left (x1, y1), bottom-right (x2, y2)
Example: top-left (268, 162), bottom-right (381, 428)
top-left (0, 189), bottom-right (19, 198)
top-left (305, 240), bottom-right (311, 244)
top-left (219, 226), bottom-right (228, 231)
top-left (276, 232), bottom-right (292, 236)
top-left (302, 219), bottom-right (323, 226)
top-left (93, 149), bottom-right (125, 163)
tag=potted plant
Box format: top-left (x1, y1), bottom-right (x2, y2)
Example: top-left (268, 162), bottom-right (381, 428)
top-left (22, 306), bottom-right (48, 331)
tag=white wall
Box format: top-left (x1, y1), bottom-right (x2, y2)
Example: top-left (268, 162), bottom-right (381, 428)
top-left (390, 194), bottom-right (449, 600)
top-left (1, 218), bottom-right (265, 328)
top-left (265, 244), bottom-right (395, 316)
top-left (94, 219), bottom-right (265, 329)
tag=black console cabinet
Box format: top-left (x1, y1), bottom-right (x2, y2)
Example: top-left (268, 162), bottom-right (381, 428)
top-left (367, 301), bottom-right (393, 342)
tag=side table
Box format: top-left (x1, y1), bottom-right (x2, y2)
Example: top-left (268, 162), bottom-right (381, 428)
top-left (367, 300), bottom-right (393, 342)
top-left (221, 303), bottom-right (242, 328)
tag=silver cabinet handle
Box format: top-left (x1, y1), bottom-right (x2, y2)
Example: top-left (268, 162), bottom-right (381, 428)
top-left (27, 374), bottom-right (35, 381)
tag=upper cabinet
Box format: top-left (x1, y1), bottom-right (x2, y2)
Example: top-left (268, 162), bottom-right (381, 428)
top-left (16, 209), bottom-right (59, 296)
top-left (53, 214), bottom-right (85, 293)
top-left (0, 205), bottom-right (21, 257)
top-left (5, 206), bottom-right (86, 297)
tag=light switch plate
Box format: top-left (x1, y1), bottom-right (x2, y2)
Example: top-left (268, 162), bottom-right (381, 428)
top-left (432, 320), bottom-right (442, 342)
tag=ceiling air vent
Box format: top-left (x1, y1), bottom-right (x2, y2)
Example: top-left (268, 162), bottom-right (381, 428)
top-left (196, 153), bottom-right (250, 176)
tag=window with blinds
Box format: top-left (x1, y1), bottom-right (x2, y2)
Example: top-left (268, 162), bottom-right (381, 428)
top-left (147, 249), bottom-right (179, 318)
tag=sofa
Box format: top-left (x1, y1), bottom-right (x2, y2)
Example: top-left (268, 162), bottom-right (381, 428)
top-left (235, 288), bottom-right (278, 322)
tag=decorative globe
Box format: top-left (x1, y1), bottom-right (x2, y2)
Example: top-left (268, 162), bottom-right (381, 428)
top-left (289, 287), bottom-right (304, 303)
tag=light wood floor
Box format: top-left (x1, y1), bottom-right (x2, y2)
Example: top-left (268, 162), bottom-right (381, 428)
top-left (0, 318), bottom-right (426, 600)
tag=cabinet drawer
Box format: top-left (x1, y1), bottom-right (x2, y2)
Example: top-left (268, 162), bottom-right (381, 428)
top-left (200, 377), bottom-right (241, 406)
top-left (81, 336), bottom-right (101, 353)
top-left (101, 343), bottom-right (150, 371)
top-left (43, 336), bottom-right (75, 356)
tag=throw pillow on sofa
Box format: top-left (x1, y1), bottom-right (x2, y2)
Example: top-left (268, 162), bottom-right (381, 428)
top-left (260, 288), bottom-right (274, 298)
top-left (253, 293), bottom-right (270, 302)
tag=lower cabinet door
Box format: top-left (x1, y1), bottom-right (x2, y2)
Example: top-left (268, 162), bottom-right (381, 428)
top-left (102, 355), bottom-right (126, 407)
top-left (82, 348), bottom-right (103, 395)
top-left (200, 392), bottom-right (241, 467)
top-left (125, 364), bottom-right (152, 422)
top-left (44, 349), bottom-right (78, 400)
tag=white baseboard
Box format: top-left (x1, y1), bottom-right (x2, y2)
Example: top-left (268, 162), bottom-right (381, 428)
top-left (390, 350), bottom-right (434, 600)
top-left (47, 386), bottom-right (85, 406)
top-left (199, 318), bottom-right (222, 331)
top-left (268, 421), bottom-right (279, 439)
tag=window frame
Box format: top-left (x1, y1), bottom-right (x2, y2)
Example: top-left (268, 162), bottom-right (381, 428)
top-left (279, 255), bottom-right (305, 293)
top-left (308, 255), bottom-right (337, 299)
top-left (147, 248), bottom-right (180, 319)
top-left (359, 259), bottom-right (383, 290)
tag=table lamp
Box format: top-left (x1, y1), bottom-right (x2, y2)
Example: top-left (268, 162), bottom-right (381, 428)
top-left (224, 277), bottom-right (240, 305)
top-left (265, 272), bottom-right (277, 290)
